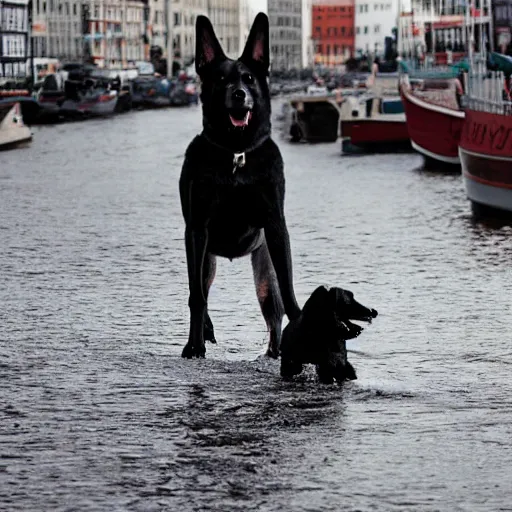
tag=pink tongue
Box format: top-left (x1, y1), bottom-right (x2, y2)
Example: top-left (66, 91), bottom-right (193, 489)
top-left (229, 112), bottom-right (251, 127)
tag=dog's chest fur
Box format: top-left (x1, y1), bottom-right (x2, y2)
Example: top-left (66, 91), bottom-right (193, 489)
top-left (182, 135), bottom-right (283, 212)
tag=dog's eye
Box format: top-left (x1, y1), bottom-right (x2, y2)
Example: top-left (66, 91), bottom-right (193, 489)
top-left (243, 73), bottom-right (254, 84)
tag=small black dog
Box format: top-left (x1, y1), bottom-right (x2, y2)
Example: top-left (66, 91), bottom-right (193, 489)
top-left (179, 13), bottom-right (301, 359)
top-left (280, 286), bottom-right (378, 384)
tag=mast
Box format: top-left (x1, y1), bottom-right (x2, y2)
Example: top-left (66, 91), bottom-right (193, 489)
top-left (142, 0), bottom-right (149, 61)
top-left (28, 0), bottom-right (35, 87)
top-left (487, 0), bottom-right (494, 52)
top-left (165, 0), bottom-right (173, 78)
top-left (431, 0), bottom-right (436, 60)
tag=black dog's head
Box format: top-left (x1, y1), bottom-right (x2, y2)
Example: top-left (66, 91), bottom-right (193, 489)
top-left (195, 13), bottom-right (271, 151)
top-left (302, 286), bottom-right (378, 343)
top-left (329, 287), bottom-right (378, 332)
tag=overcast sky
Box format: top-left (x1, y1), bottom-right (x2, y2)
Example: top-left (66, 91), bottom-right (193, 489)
top-left (249, 0), bottom-right (267, 15)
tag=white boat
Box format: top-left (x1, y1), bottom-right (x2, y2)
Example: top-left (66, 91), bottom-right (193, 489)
top-left (0, 102), bottom-right (32, 150)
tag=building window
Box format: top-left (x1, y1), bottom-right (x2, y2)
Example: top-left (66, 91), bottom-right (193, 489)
top-left (356, 26), bottom-right (360, 34)
top-left (374, 24), bottom-right (380, 33)
top-left (364, 26), bottom-right (368, 34)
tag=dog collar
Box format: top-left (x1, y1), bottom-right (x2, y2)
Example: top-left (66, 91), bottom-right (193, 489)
top-left (201, 132), bottom-right (270, 174)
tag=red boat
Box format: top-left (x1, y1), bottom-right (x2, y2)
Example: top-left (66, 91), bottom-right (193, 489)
top-left (459, 106), bottom-right (512, 217)
top-left (341, 115), bottom-right (410, 153)
top-left (400, 74), bottom-right (465, 164)
top-left (340, 94), bottom-right (410, 154)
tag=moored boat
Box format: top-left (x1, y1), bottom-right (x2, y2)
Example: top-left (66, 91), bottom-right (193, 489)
top-left (0, 102), bottom-right (32, 150)
top-left (340, 82), bottom-right (410, 154)
top-left (36, 72), bottom-right (68, 121)
top-left (287, 93), bottom-right (343, 142)
top-left (399, 72), bottom-right (465, 164)
top-left (0, 91), bottom-right (41, 125)
top-left (459, 55), bottom-right (512, 217)
top-left (59, 65), bottom-right (118, 118)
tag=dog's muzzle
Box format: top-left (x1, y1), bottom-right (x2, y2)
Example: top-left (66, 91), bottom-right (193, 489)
top-left (228, 88), bottom-right (253, 128)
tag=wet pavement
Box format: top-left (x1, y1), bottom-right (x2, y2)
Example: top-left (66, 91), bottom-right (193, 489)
top-left (1, 104), bottom-right (512, 511)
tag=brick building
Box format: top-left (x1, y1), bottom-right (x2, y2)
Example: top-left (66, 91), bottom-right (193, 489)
top-left (312, 0), bottom-right (355, 66)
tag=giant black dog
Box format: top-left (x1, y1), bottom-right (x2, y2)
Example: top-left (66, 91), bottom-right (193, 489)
top-left (179, 13), bottom-right (301, 359)
top-left (280, 286), bottom-right (378, 384)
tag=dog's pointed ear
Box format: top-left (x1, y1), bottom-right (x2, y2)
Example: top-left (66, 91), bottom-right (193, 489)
top-left (195, 15), bottom-right (226, 76)
top-left (240, 12), bottom-right (270, 72)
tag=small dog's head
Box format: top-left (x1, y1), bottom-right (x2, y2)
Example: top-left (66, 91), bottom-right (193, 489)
top-left (195, 13), bottom-right (271, 150)
top-left (328, 287), bottom-right (378, 327)
top-left (303, 286), bottom-right (377, 339)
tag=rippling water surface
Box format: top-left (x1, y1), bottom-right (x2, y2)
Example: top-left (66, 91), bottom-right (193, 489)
top-left (1, 104), bottom-right (512, 511)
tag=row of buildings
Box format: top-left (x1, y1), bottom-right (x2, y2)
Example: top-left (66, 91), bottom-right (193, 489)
top-left (3, 0), bottom-right (512, 79)
top-left (271, 0), bottom-right (512, 69)
top-left (1, 0), bottom-right (399, 77)
top-left (27, 0), bottom-right (250, 68)
top-left (271, 0), bottom-right (400, 69)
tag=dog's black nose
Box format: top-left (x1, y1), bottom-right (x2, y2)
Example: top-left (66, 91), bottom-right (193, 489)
top-left (233, 89), bottom-right (246, 102)
top-left (370, 309), bottom-right (378, 318)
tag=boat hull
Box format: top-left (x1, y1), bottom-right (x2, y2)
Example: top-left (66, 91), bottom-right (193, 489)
top-left (0, 96), bottom-right (41, 125)
top-left (60, 93), bottom-right (118, 117)
top-left (400, 77), bottom-right (464, 164)
top-left (459, 108), bottom-right (512, 216)
top-left (341, 117), bottom-right (411, 154)
top-left (0, 102), bottom-right (32, 150)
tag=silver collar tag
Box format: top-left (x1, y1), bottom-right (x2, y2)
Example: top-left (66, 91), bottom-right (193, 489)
top-left (233, 152), bottom-right (246, 173)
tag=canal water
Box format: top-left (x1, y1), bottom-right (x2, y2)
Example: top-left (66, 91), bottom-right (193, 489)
top-left (1, 104), bottom-right (512, 511)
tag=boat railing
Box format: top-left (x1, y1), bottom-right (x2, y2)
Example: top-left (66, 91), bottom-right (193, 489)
top-left (463, 96), bottom-right (512, 115)
top-left (399, 59), bottom-right (466, 80)
top-left (465, 58), bottom-right (512, 115)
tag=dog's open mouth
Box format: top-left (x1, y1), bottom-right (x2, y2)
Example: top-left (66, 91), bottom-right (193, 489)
top-left (336, 308), bottom-right (378, 327)
top-left (229, 109), bottom-right (252, 128)
top-left (351, 308), bottom-right (379, 324)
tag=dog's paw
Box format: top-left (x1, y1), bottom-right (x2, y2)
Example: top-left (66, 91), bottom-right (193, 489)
top-left (280, 359), bottom-right (303, 379)
top-left (266, 345), bottom-right (280, 359)
top-left (181, 341), bottom-right (206, 359)
top-left (316, 364), bottom-right (335, 385)
top-left (333, 361), bottom-right (357, 383)
top-left (343, 361), bottom-right (357, 381)
top-left (204, 314), bottom-right (216, 344)
top-left (266, 329), bottom-right (281, 359)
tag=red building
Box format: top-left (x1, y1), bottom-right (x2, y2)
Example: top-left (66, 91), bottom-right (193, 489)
top-left (312, 0), bottom-right (355, 66)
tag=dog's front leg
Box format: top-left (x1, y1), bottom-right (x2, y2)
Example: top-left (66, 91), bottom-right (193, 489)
top-left (182, 226), bottom-right (208, 358)
top-left (265, 216), bottom-right (301, 322)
